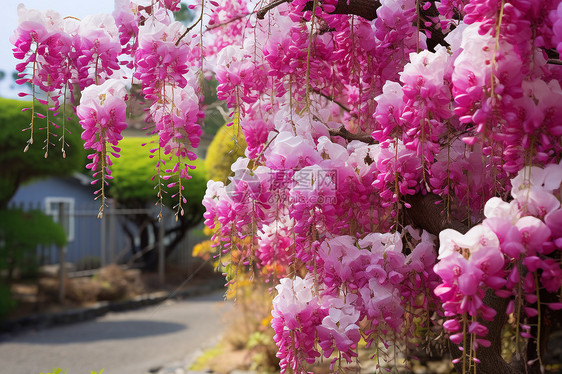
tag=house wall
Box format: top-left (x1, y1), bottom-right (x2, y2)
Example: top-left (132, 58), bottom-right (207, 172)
top-left (9, 177), bottom-right (104, 269)
top-left (8, 176), bottom-right (197, 272)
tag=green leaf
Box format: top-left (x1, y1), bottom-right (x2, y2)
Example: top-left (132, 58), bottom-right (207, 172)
top-left (0, 209), bottom-right (67, 249)
top-left (110, 137), bottom-right (207, 210)
top-left (0, 98), bottom-right (85, 207)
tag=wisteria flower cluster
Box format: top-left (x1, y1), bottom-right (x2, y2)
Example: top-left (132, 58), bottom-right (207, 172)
top-left (199, 0), bottom-right (561, 371)
top-left (435, 163), bottom-right (562, 363)
top-left (269, 228), bottom-right (438, 372)
top-left (12, 1), bottom-right (205, 217)
top-left (13, 0), bottom-right (562, 372)
top-left (76, 78), bottom-right (128, 214)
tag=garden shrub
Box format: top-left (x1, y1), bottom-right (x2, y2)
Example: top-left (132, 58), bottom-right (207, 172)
top-left (205, 123), bottom-right (246, 183)
top-left (0, 209), bottom-right (67, 281)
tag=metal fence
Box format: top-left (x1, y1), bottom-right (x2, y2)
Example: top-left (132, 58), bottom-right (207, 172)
top-left (6, 201), bottom-right (199, 278)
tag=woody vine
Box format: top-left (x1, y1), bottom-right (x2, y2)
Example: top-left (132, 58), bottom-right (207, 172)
top-left (11, 0), bottom-right (562, 373)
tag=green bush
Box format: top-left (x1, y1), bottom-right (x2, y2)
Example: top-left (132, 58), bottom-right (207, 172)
top-left (205, 123), bottom-right (247, 182)
top-left (0, 98), bottom-right (85, 208)
top-left (110, 137), bottom-right (207, 209)
top-left (0, 281), bottom-right (16, 320)
top-left (0, 208), bottom-right (67, 318)
top-left (0, 209), bottom-right (67, 280)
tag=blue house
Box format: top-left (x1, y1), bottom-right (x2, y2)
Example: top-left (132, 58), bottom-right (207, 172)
top-left (9, 173), bottom-right (105, 271)
top-left (8, 173), bottom-right (197, 274)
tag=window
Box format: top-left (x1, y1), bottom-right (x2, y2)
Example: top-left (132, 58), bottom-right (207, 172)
top-left (45, 197), bottom-right (75, 242)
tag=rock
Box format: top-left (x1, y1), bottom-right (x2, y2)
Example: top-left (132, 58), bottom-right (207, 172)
top-left (97, 265), bottom-right (129, 301)
top-left (66, 277), bottom-right (101, 303)
top-left (39, 263), bottom-right (75, 278)
top-left (155, 363), bottom-right (186, 374)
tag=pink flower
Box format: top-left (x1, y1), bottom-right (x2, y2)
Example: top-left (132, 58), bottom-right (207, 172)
top-left (265, 131), bottom-right (322, 170)
top-left (272, 277), bottom-right (325, 373)
top-left (406, 229), bottom-right (437, 272)
top-left (515, 216), bottom-right (552, 254)
top-left (78, 79), bottom-right (128, 152)
top-left (438, 225), bottom-right (499, 260)
top-left (216, 45), bottom-right (268, 109)
top-left (550, 2), bottom-right (562, 55)
top-left (545, 209), bottom-right (562, 241)
top-left (11, 3), bottom-right (72, 124)
top-left (77, 79), bottom-right (128, 203)
top-left (73, 14), bottom-right (121, 89)
top-left (317, 294), bottom-right (361, 361)
top-left (256, 214), bottom-right (295, 277)
top-left (483, 217), bottom-right (524, 258)
top-left (540, 259), bottom-right (562, 293)
top-left (510, 163), bottom-right (562, 218)
top-left (135, 21), bottom-right (190, 96)
top-left (113, 0), bottom-right (140, 63)
top-left (372, 81), bottom-right (404, 143)
top-left (240, 118), bottom-right (273, 159)
top-left (484, 197), bottom-right (517, 220)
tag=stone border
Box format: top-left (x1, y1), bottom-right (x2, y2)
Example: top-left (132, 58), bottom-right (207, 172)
top-left (0, 279), bottom-right (225, 337)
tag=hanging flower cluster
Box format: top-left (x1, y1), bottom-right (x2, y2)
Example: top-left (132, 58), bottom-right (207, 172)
top-left (435, 163), bottom-right (562, 362)
top-left (76, 79), bottom-right (128, 216)
top-left (13, 0), bottom-right (562, 372)
top-left (12, 1), bottom-right (204, 218)
top-left (205, 0), bottom-right (249, 57)
top-left (73, 14), bottom-right (121, 90)
top-left (113, 0), bottom-right (140, 65)
top-left (269, 229), bottom-right (438, 373)
top-left (134, 18), bottom-right (203, 216)
top-left (200, 0), bottom-right (562, 371)
top-left (11, 4), bottom-right (73, 155)
top-left (215, 45), bottom-right (268, 110)
top-left (271, 276), bottom-right (327, 374)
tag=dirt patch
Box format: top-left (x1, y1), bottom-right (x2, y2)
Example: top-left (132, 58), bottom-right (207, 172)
top-left (6, 261), bottom-right (223, 320)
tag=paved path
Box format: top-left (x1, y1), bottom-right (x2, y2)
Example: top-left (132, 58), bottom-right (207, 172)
top-left (0, 291), bottom-right (230, 374)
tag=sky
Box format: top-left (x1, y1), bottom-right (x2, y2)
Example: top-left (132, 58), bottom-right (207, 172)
top-left (1, 1), bottom-right (114, 99)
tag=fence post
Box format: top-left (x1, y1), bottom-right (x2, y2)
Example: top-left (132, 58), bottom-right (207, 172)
top-left (158, 216), bottom-right (165, 286)
top-left (58, 202), bottom-right (66, 303)
top-left (100, 211), bottom-right (106, 267)
top-left (108, 202), bottom-right (116, 263)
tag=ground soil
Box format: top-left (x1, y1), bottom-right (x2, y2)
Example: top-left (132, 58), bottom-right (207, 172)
top-left (6, 261), bottom-right (222, 320)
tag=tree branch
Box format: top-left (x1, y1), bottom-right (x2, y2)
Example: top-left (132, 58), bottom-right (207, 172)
top-left (301, 0), bottom-right (381, 20)
top-left (258, 0), bottom-right (382, 21)
top-left (257, 0), bottom-right (291, 19)
top-left (331, 0), bottom-right (381, 20)
top-left (312, 88), bottom-right (351, 112)
top-left (328, 126), bottom-right (376, 144)
top-left (176, 1), bottom-right (205, 46)
top-left (257, 0), bottom-right (451, 51)
top-left (403, 192), bottom-right (468, 235)
top-left (207, 12), bottom-right (253, 30)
